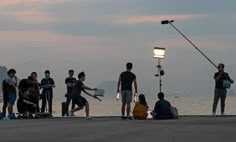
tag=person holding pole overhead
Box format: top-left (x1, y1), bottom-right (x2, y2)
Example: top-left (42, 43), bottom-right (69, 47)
top-left (117, 62), bottom-right (138, 120)
top-left (40, 70), bottom-right (55, 114)
top-left (212, 63), bottom-right (233, 116)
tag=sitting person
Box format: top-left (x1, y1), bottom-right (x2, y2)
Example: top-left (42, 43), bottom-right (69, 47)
top-left (151, 92), bottom-right (173, 120)
top-left (133, 94), bottom-right (149, 120)
top-left (17, 89), bottom-right (37, 114)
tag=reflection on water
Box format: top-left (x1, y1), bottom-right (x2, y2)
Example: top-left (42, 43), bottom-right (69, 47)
top-left (1, 95), bottom-right (236, 116)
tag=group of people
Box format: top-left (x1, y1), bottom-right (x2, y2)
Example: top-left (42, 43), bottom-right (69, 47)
top-left (0, 62), bottom-right (234, 120)
top-left (117, 62), bottom-right (177, 120)
top-left (1, 69), bottom-right (55, 118)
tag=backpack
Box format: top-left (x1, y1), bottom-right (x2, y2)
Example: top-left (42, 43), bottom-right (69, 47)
top-left (170, 106), bottom-right (179, 119)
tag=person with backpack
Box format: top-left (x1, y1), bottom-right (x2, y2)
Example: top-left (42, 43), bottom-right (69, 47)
top-left (212, 63), bottom-right (234, 116)
top-left (151, 92), bottom-right (173, 120)
top-left (133, 94), bottom-right (149, 120)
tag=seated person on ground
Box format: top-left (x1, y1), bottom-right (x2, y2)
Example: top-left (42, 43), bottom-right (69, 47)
top-left (17, 89), bottom-right (37, 114)
top-left (133, 94), bottom-right (149, 120)
top-left (151, 92), bottom-right (173, 120)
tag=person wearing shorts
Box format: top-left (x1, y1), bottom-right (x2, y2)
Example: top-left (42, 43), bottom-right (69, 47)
top-left (117, 62), bottom-right (138, 119)
top-left (70, 72), bottom-right (97, 120)
top-left (6, 69), bottom-right (17, 117)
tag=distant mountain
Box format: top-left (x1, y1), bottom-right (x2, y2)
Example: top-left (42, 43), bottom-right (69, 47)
top-left (0, 66), bottom-right (8, 94)
top-left (96, 80), bottom-right (117, 97)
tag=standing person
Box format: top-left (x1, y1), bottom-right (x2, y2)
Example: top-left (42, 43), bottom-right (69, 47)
top-left (30, 72), bottom-right (40, 112)
top-left (117, 62), bottom-right (138, 120)
top-left (40, 70), bottom-right (55, 114)
top-left (151, 92), bottom-right (173, 120)
top-left (2, 79), bottom-right (9, 117)
top-left (212, 63), bottom-right (233, 116)
top-left (5, 69), bottom-right (17, 118)
top-left (65, 70), bottom-right (76, 115)
top-left (70, 72), bottom-right (98, 120)
top-left (133, 94), bottom-right (149, 120)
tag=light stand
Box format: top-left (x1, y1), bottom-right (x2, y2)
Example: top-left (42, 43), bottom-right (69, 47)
top-left (153, 47), bottom-right (165, 93)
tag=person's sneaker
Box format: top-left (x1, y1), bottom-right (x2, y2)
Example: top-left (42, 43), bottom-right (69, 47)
top-left (69, 111), bottom-right (75, 117)
top-left (212, 112), bottom-right (216, 116)
top-left (221, 112), bottom-right (225, 116)
top-left (121, 116), bottom-right (126, 120)
top-left (127, 116), bottom-right (133, 120)
top-left (86, 117), bottom-right (92, 120)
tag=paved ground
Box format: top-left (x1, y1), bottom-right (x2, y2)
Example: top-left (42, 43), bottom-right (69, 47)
top-left (0, 116), bottom-right (236, 142)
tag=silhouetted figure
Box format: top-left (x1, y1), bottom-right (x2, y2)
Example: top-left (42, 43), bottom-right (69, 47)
top-left (41, 70), bottom-right (55, 114)
top-left (30, 72), bottom-right (40, 112)
top-left (152, 92), bottom-right (173, 120)
top-left (70, 72), bottom-right (97, 120)
top-left (212, 63), bottom-right (233, 116)
top-left (5, 69), bottom-right (17, 118)
top-left (17, 76), bottom-right (35, 114)
top-left (2, 79), bottom-right (8, 117)
top-left (65, 70), bottom-right (76, 115)
top-left (133, 94), bottom-right (149, 120)
top-left (117, 62), bottom-right (138, 119)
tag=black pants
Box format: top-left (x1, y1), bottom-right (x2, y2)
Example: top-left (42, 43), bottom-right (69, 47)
top-left (17, 99), bottom-right (36, 114)
top-left (66, 93), bottom-right (75, 111)
top-left (2, 94), bottom-right (8, 116)
top-left (30, 95), bottom-right (40, 113)
top-left (41, 92), bottom-right (53, 114)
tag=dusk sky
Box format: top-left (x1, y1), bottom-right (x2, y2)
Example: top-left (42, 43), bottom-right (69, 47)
top-left (0, 0), bottom-right (235, 97)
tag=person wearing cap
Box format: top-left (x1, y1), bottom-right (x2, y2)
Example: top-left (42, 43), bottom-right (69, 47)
top-left (40, 70), bottom-right (55, 114)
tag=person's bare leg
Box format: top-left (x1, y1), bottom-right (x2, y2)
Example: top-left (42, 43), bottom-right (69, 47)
top-left (71, 106), bottom-right (83, 113)
top-left (121, 103), bottom-right (126, 116)
top-left (126, 103), bottom-right (131, 116)
top-left (85, 103), bottom-right (89, 117)
top-left (8, 104), bottom-right (13, 114)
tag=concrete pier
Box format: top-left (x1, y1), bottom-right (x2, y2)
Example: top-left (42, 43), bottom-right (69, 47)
top-left (0, 116), bottom-right (235, 142)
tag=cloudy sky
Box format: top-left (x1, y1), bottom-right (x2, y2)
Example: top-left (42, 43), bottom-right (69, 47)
top-left (0, 0), bottom-right (235, 97)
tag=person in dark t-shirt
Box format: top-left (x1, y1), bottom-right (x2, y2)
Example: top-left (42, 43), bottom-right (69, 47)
top-left (70, 72), bottom-right (98, 120)
top-left (212, 63), bottom-right (233, 116)
top-left (17, 89), bottom-right (37, 114)
top-left (152, 92), bottom-right (173, 120)
top-left (30, 72), bottom-right (40, 112)
top-left (17, 77), bottom-right (35, 114)
top-left (2, 79), bottom-right (9, 117)
top-left (65, 70), bottom-right (76, 113)
top-left (40, 70), bottom-right (55, 114)
top-left (117, 62), bottom-right (138, 119)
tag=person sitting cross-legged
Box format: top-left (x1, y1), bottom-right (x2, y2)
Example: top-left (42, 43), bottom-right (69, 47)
top-left (151, 92), bottom-right (173, 120)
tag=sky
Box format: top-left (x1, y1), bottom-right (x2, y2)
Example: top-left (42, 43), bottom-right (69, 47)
top-left (0, 0), bottom-right (236, 97)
